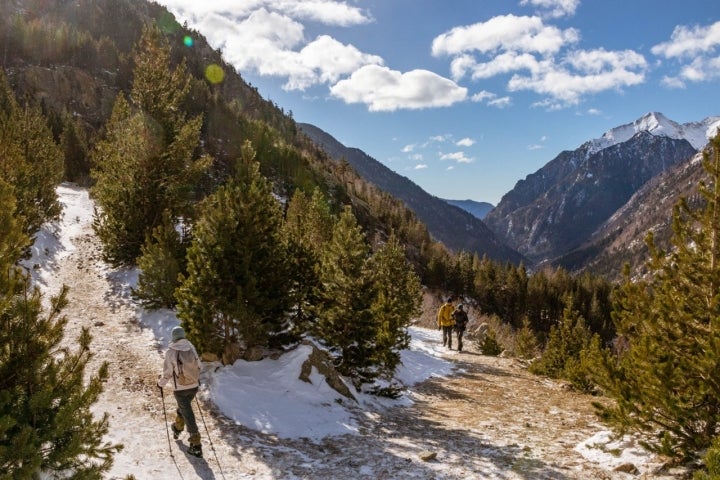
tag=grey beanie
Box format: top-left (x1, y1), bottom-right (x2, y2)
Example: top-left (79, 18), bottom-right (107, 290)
top-left (171, 326), bottom-right (185, 343)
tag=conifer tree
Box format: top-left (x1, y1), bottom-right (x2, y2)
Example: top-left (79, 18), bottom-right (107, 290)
top-left (282, 188), bottom-right (335, 328)
top-left (59, 110), bottom-right (90, 184)
top-left (313, 206), bottom-right (377, 385)
top-left (91, 26), bottom-right (210, 265)
top-left (0, 193), bottom-right (120, 477)
top-left (530, 301), bottom-right (596, 391)
top-left (366, 233), bottom-right (422, 378)
top-left (176, 142), bottom-right (292, 356)
top-left (590, 131), bottom-right (720, 459)
top-left (132, 211), bottom-right (187, 309)
top-left (0, 70), bottom-right (63, 240)
top-left (0, 180), bottom-right (29, 289)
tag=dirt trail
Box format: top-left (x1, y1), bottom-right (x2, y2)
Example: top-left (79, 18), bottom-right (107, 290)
top-left (48, 213), bottom-right (674, 479)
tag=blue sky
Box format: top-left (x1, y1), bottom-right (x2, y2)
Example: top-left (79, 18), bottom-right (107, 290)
top-left (155, 0), bottom-right (720, 205)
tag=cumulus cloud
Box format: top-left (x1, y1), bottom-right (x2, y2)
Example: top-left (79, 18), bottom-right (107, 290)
top-left (440, 151), bottom-right (474, 163)
top-left (520, 0), bottom-right (580, 18)
top-left (155, 0), bottom-right (469, 111)
top-left (470, 90), bottom-right (512, 108)
top-left (652, 21), bottom-right (720, 87)
top-left (414, 164), bottom-right (429, 170)
top-left (432, 13), bottom-right (649, 108)
top-left (457, 138), bottom-right (475, 147)
top-left (431, 15), bottom-right (579, 58)
top-left (330, 65), bottom-right (468, 111)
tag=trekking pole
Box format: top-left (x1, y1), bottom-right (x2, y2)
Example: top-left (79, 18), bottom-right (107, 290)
top-left (196, 396), bottom-right (227, 480)
top-left (160, 386), bottom-right (185, 479)
top-left (159, 386), bottom-right (174, 458)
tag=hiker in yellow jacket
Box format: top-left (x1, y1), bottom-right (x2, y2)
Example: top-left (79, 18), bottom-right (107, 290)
top-left (437, 296), bottom-right (456, 349)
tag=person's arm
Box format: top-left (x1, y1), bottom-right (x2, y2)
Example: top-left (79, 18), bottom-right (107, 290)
top-left (157, 349), bottom-right (175, 388)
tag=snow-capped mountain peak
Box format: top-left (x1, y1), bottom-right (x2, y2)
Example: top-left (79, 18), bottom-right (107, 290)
top-left (587, 111), bottom-right (720, 155)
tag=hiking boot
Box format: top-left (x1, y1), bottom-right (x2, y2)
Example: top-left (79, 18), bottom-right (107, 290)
top-left (171, 424), bottom-right (182, 440)
top-left (187, 444), bottom-right (203, 458)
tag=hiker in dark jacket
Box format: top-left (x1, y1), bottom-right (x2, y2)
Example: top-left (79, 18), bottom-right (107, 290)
top-left (158, 326), bottom-right (203, 457)
top-left (451, 304), bottom-right (469, 352)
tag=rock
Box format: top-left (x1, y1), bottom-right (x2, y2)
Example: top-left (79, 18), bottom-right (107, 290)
top-left (419, 451), bottom-right (437, 462)
top-left (243, 345), bottom-right (264, 362)
top-left (298, 340), bottom-right (356, 401)
top-left (614, 463), bottom-right (638, 474)
top-left (200, 352), bottom-right (219, 363)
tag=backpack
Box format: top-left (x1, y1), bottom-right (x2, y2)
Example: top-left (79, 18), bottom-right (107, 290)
top-left (453, 310), bottom-right (468, 331)
top-left (175, 349), bottom-right (201, 386)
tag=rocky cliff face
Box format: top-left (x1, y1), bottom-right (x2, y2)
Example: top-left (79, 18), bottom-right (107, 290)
top-left (484, 130), bottom-right (698, 263)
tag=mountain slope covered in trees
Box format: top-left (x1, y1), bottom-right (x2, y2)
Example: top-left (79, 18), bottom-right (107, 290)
top-left (298, 122), bottom-right (523, 264)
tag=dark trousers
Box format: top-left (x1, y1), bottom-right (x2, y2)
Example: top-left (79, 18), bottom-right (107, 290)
top-left (174, 387), bottom-right (199, 435)
top-left (456, 328), bottom-right (465, 352)
top-left (442, 326), bottom-right (454, 348)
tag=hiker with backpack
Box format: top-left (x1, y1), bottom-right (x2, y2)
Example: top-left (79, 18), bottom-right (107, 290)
top-left (157, 326), bottom-right (203, 457)
top-left (451, 304), bottom-right (469, 352)
top-left (437, 296), bottom-right (456, 349)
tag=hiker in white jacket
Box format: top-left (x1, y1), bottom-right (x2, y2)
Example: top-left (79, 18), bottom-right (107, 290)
top-left (158, 326), bottom-right (203, 457)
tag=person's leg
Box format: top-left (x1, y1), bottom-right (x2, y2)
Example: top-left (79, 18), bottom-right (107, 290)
top-left (174, 388), bottom-right (199, 437)
top-left (457, 329), bottom-right (464, 352)
top-left (444, 326), bottom-right (453, 349)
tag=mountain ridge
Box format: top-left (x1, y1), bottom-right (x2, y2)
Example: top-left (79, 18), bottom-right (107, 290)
top-left (484, 111), bottom-right (719, 265)
top-left (298, 122), bottom-right (525, 264)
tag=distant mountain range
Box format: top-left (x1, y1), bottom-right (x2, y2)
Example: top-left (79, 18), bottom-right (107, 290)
top-left (484, 112), bottom-right (720, 268)
top-left (303, 111), bottom-right (720, 280)
top-left (298, 123), bottom-right (524, 264)
top-left (442, 199), bottom-right (493, 220)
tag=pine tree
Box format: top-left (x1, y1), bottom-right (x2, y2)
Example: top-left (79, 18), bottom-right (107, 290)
top-left (0, 70), bottom-right (63, 240)
top-left (176, 142), bottom-right (292, 356)
top-left (132, 212), bottom-right (187, 309)
top-left (366, 233), bottom-right (422, 378)
top-left (529, 300), bottom-right (596, 391)
top-left (281, 188), bottom-right (333, 331)
top-left (514, 316), bottom-right (539, 360)
top-left (91, 26), bottom-right (210, 265)
top-left (0, 180), bottom-right (29, 289)
top-left (59, 110), bottom-right (90, 184)
top-left (590, 131), bottom-right (720, 459)
top-left (0, 280), bottom-right (121, 478)
top-left (313, 206), bottom-right (376, 385)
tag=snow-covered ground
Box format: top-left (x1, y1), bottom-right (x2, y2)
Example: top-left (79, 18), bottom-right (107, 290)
top-left (24, 183), bottom-right (678, 479)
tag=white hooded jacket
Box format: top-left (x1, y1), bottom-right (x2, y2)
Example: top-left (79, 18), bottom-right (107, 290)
top-left (158, 338), bottom-right (202, 391)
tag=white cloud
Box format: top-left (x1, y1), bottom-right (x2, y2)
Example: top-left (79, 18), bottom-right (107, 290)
top-left (470, 90), bottom-right (497, 102)
top-left (414, 164), bottom-right (428, 170)
top-left (586, 108), bottom-right (601, 115)
top-left (470, 90), bottom-right (511, 108)
top-left (456, 138), bottom-right (475, 147)
top-left (157, 0), bottom-right (372, 27)
top-left (508, 48), bottom-right (646, 105)
top-left (528, 144), bottom-right (544, 150)
top-left (433, 13), bottom-right (650, 108)
top-left (330, 65), bottom-right (468, 111)
top-left (520, 0), bottom-right (580, 18)
top-left (431, 15), bottom-right (579, 58)
top-left (651, 21), bottom-right (720, 59)
top-left (652, 21), bottom-right (720, 87)
top-left (402, 144), bottom-right (416, 153)
top-left (440, 151), bottom-right (474, 163)
top-left (488, 96), bottom-right (512, 108)
top-left (286, 35), bottom-right (384, 90)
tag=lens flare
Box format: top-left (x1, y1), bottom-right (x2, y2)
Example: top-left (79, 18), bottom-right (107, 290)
top-left (205, 64), bottom-right (225, 84)
top-left (183, 36), bottom-right (193, 47)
